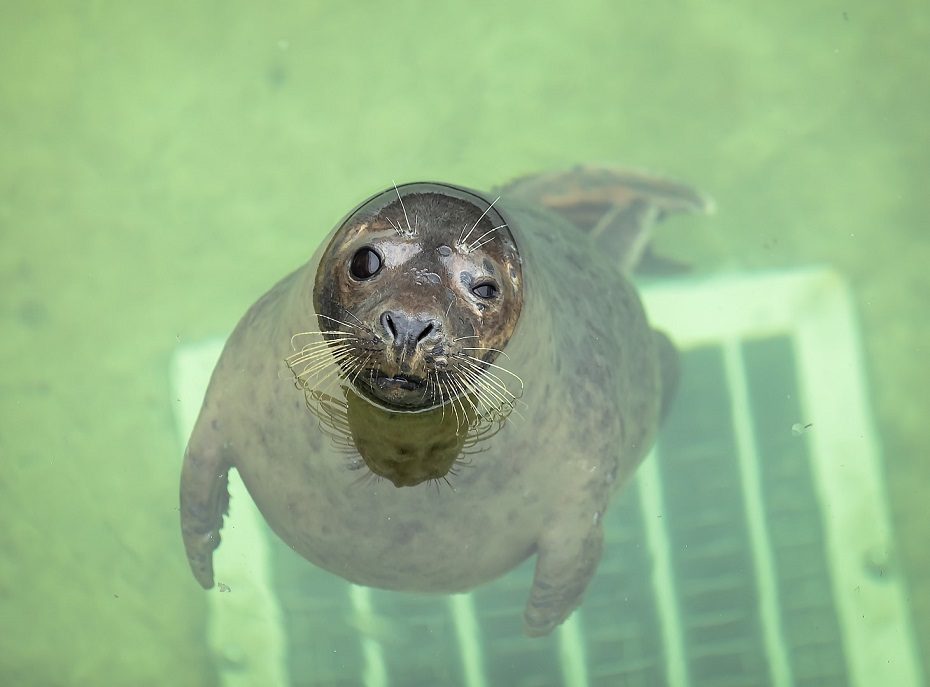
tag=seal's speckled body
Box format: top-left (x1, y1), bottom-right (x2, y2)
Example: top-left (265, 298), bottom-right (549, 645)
top-left (180, 167), bottom-right (709, 635)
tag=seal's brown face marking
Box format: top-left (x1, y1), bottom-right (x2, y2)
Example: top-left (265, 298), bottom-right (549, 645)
top-left (310, 183), bottom-right (524, 417)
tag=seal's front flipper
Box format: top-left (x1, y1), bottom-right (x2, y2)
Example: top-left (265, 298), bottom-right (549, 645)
top-left (497, 165), bottom-right (712, 274)
top-left (179, 439), bottom-right (230, 589)
top-left (524, 511), bottom-right (604, 636)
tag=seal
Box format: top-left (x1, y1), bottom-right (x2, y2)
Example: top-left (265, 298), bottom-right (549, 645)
top-left (180, 166), bottom-right (710, 636)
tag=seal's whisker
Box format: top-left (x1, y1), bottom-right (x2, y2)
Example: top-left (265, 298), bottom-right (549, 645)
top-left (291, 330), bottom-right (358, 343)
top-left (290, 331), bottom-right (318, 345)
top-left (448, 374), bottom-right (480, 424)
top-left (287, 343), bottom-right (354, 369)
top-left (290, 330), bottom-right (349, 346)
top-left (393, 181), bottom-right (414, 236)
top-left (289, 351), bottom-right (352, 377)
top-left (459, 346), bottom-right (511, 360)
top-left (292, 355), bottom-right (341, 377)
top-left (455, 365), bottom-right (514, 406)
top-left (439, 377), bottom-right (461, 429)
top-left (350, 354), bottom-right (372, 386)
top-left (291, 340), bottom-right (357, 358)
top-left (456, 366), bottom-right (513, 419)
top-left (290, 328), bottom-right (359, 339)
top-left (317, 313), bottom-right (366, 331)
top-left (385, 215), bottom-right (402, 235)
top-left (421, 369), bottom-right (435, 402)
top-left (451, 366), bottom-right (488, 407)
top-left (457, 223), bottom-right (468, 245)
top-left (454, 357), bottom-right (521, 399)
top-left (459, 195), bottom-right (500, 247)
top-left (331, 308), bottom-right (369, 331)
top-left (454, 354), bottom-right (525, 391)
top-left (450, 376), bottom-right (479, 430)
top-left (462, 366), bottom-right (528, 419)
top-left (431, 373), bottom-right (442, 408)
top-left (460, 375), bottom-right (499, 421)
top-left (290, 334), bottom-right (358, 348)
top-left (291, 337), bottom-right (356, 351)
top-left (457, 366), bottom-right (505, 410)
top-left (294, 349), bottom-right (354, 383)
top-left (311, 358), bottom-right (354, 394)
top-left (438, 376), bottom-right (458, 426)
top-left (433, 371), bottom-right (446, 421)
top-left (298, 344), bottom-right (354, 371)
top-left (346, 351), bottom-right (369, 378)
top-left (469, 227), bottom-right (498, 245)
top-left (452, 335), bottom-right (480, 342)
top-left (468, 237), bottom-right (497, 253)
top-left (289, 332), bottom-right (357, 350)
top-left (286, 340), bottom-right (356, 363)
top-left (333, 355), bottom-right (362, 383)
top-left (464, 225), bottom-right (500, 252)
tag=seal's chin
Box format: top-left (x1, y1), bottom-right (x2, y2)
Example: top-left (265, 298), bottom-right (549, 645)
top-left (364, 371), bottom-right (431, 409)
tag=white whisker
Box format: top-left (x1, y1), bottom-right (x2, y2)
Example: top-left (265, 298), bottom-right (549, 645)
top-left (317, 313), bottom-right (366, 331)
top-left (456, 366), bottom-right (513, 418)
top-left (385, 216), bottom-right (402, 235)
top-left (459, 346), bottom-right (511, 360)
top-left (459, 195), bottom-right (500, 247)
top-left (286, 344), bottom-right (354, 369)
top-left (454, 356), bottom-right (521, 397)
top-left (468, 237), bottom-right (496, 252)
top-left (454, 353), bottom-right (524, 390)
top-left (393, 181), bottom-right (413, 235)
top-left (439, 377), bottom-right (461, 429)
top-left (448, 375), bottom-right (479, 424)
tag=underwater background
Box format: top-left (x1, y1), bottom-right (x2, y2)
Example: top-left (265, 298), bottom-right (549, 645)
top-left (1, 1), bottom-right (927, 685)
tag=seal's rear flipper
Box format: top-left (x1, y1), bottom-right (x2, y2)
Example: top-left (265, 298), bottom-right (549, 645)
top-left (179, 440), bottom-right (231, 589)
top-left (497, 165), bottom-right (712, 274)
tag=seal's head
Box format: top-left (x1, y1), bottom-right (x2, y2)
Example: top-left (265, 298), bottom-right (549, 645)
top-left (311, 183), bottom-right (524, 414)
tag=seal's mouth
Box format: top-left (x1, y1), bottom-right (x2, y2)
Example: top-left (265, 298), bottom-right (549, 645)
top-left (357, 370), bottom-right (432, 410)
top-left (372, 371), bottom-right (426, 392)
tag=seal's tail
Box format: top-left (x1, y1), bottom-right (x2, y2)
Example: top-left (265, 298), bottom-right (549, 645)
top-left (496, 165), bottom-right (713, 275)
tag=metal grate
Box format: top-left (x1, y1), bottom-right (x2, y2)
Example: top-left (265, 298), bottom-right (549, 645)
top-left (171, 268), bottom-right (924, 687)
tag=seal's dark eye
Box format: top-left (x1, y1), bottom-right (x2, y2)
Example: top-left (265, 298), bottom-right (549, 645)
top-left (472, 282), bottom-right (498, 300)
top-left (350, 247), bottom-right (382, 280)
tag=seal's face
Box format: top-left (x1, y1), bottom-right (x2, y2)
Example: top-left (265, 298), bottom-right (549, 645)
top-left (311, 183), bottom-right (524, 414)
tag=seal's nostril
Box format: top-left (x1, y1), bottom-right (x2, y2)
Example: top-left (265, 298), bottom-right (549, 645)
top-left (380, 312), bottom-right (398, 342)
top-left (381, 311), bottom-right (436, 348)
top-left (416, 322), bottom-right (435, 343)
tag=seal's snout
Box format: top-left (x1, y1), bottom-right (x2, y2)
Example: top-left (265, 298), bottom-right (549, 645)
top-left (380, 311), bottom-right (438, 353)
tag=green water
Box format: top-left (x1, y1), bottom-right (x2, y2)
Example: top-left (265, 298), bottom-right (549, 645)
top-left (1, 1), bottom-right (927, 685)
